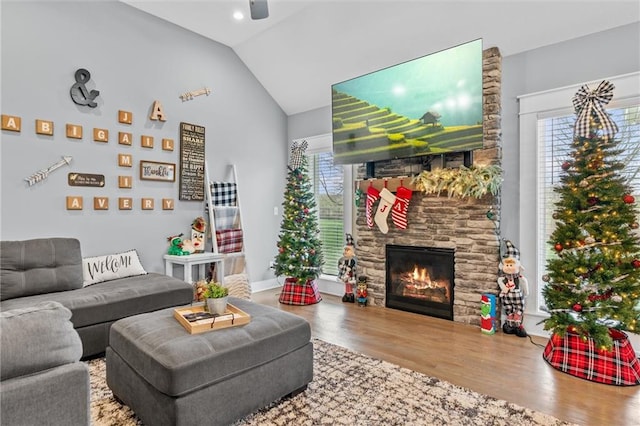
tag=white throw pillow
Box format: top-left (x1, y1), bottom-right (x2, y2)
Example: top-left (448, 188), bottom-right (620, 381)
top-left (82, 249), bottom-right (147, 287)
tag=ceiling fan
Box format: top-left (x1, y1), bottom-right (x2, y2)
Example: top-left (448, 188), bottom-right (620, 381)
top-left (249, 0), bottom-right (269, 20)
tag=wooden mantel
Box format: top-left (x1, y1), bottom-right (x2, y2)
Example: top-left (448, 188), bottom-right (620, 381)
top-left (355, 176), bottom-right (418, 193)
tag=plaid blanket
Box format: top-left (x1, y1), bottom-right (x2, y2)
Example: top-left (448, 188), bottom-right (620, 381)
top-left (215, 229), bottom-right (243, 253)
top-left (213, 206), bottom-right (239, 230)
top-left (211, 182), bottom-right (237, 206)
top-left (543, 329), bottom-right (640, 386)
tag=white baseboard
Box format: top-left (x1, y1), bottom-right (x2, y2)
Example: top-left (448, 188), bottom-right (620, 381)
top-left (251, 276), bottom-right (343, 296)
top-left (250, 278), bottom-right (280, 293)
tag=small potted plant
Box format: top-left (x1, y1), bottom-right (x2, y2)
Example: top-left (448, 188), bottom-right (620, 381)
top-left (202, 281), bottom-right (229, 315)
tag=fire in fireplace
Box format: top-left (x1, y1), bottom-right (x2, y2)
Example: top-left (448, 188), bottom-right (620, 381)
top-left (385, 245), bottom-right (454, 320)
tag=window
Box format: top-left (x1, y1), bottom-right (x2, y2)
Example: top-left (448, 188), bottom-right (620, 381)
top-left (518, 72), bottom-right (640, 320)
top-left (297, 134), bottom-right (352, 277)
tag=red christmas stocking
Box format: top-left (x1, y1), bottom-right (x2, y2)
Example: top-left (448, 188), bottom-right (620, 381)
top-left (374, 188), bottom-right (396, 234)
top-left (365, 185), bottom-right (380, 228)
top-left (392, 186), bottom-right (413, 229)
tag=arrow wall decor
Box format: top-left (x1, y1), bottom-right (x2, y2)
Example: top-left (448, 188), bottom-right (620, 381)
top-left (25, 156), bottom-right (73, 186)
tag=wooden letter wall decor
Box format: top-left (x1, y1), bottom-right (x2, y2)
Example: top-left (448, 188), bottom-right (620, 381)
top-left (1, 114), bottom-right (21, 132)
top-left (8, 107), bottom-right (178, 211)
top-left (93, 128), bottom-right (109, 142)
top-left (119, 132), bottom-right (132, 145)
top-left (118, 110), bottom-right (132, 124)
top-left (69, 68), bottom-right (100, 108)
top-left (94, 197), bottom-right (109, 210)
top-left (35, 119), bottom-right (54, 135)
top-left (66, 196), bottom-right (83, 210)
top-left (119, 197), bottom-right (133, 210)
top-left (149, 101), bottom-right (166, 122)
top-left (141, 198), bottom-right (154, 210)
top-left (66, 124), bottom-right (83, 139)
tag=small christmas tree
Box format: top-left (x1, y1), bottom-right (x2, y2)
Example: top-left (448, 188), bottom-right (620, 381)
top-left (542, 80), bottom-right (640, 351)
top-left (273, 141), bottom-right (324, 297)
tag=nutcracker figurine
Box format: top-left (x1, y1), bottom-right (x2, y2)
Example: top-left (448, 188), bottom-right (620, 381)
top-left (356, 276), bottom-right (368, 307)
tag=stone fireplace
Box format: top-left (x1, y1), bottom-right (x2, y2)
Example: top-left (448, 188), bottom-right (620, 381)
top-left (385, 245), bottom-right (454, 320)
top-left (355, 48), bottom-right (502, 326)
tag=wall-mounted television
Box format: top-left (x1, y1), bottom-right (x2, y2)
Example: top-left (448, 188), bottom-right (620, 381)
top-left (331, 39), bottom-right (483, 165)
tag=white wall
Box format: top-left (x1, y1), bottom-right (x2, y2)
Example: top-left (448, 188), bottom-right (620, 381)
top-left (0, 1), bottom-right (287, 283)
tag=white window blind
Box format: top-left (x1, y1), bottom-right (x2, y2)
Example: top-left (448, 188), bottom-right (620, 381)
top-left (307, 151), bottom-right (344, 276)
top-left (295, 134), bottom-right (352, 278)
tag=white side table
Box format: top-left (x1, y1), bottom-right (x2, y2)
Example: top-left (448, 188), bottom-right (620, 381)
top-left (164, 252), bottom-right (225, 284)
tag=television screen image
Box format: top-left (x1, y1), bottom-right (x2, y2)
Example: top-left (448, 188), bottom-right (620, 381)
top-left (331, 39), bottom-right (483, 165)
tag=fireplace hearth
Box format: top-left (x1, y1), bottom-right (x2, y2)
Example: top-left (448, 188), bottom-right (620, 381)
top-left (385, 245), bottom-right (454, 320)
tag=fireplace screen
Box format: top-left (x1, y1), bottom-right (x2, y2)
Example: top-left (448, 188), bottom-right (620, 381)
top-left (385, 245), bottom-right (454, 320)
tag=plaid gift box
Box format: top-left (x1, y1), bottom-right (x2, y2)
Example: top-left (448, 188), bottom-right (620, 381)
top-left (543, 329), bottom-right (640, 386)
top-left (215, 229), bottom-right (243, 253)
top-left (211, 182), bottom-right (237, 206)
top-left (278, 277), bottom-right (322, 305)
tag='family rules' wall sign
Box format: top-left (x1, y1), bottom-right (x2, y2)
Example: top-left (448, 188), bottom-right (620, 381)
top-left (179, 122), bottom-right (205, 201)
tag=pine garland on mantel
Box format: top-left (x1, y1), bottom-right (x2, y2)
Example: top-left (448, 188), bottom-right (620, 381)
top-left (412, 165), bottom-right (502, 199)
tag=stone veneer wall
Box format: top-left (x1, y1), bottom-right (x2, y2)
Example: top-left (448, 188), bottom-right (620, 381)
top-left (355, 48), bottom-right (502, 325)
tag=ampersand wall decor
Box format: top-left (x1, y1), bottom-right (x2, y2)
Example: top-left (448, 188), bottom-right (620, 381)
top-left (70, 68), bottom-right (100, 108)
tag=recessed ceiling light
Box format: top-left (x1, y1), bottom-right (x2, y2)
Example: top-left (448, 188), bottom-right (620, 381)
top-left (233, 10), bottom-right (244, 20)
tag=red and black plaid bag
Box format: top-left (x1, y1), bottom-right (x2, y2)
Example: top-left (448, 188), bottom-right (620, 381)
top-left (543, 329), bottom-right (640, 386)
top-left (215, 229), bottom-right (243, 253)
top-left (278, 278), bottom-right (322, 305)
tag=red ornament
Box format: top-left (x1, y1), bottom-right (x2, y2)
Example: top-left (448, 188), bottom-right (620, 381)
top-left (279, 246), bottom-right (285, 254)
top-left (572, 303), bottom-right (583, 312)
top-left (561, 161), bottom-right (571, 171)
top-left (587, 196), bottom-right (598, 206)
top-left (632, 259), bottom-right (640, 269)
top-left (554, 243), bottom-right (563, 252)
top-left (623, 194), bottom-right (635, 204)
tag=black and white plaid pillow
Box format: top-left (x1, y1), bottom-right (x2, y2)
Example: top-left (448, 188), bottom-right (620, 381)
top-left (211, 182), bottom-right (237, 206)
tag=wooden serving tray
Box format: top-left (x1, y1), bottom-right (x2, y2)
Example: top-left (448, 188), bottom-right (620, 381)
top-left (174, 303), bottom-right (251, 334)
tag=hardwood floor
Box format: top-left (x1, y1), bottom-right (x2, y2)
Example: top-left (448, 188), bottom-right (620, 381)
top-left (251, 289), bottom-right (640, 426)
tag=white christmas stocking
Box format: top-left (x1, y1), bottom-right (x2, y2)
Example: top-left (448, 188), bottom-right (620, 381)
top-left (374, 188), bottom-right (396, 234)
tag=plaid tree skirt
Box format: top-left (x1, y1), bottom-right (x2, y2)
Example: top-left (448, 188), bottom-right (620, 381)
top-left (543, 329), bottom-right (640, 386)
top-left (279, 278), bottom-right (322, 305)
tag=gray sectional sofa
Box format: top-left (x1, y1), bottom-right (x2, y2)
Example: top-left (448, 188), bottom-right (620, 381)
top-left (0, 237), bottom-right (194, 358)
top-left (0, 301), bottom-right (90, 425)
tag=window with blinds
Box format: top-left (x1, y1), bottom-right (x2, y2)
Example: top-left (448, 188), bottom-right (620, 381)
top-left (306, 150), bottom-right (344, 276)
top-left (537, 101), bottom-right (640, 308)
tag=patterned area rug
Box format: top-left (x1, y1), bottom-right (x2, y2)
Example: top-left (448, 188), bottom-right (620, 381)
top-left (89, 339), bottom-right (575, 426)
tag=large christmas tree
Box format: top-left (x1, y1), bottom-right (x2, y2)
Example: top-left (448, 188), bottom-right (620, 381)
top-left (542, 80), bottom-right (640, 350)
top-left (273, 141), bottom-right (324, 285)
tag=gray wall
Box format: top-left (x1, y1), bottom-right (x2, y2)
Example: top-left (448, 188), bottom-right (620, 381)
top-left (2, 1), bottom-right (638, 286)
top-left (1, 1), bottom-right (288, 281)
top-left (288, 22), bottom-right (640, 246)
top-left (501, 22), bottom-right (640, 244)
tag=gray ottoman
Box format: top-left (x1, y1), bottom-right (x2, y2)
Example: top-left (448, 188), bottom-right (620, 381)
top-left (106, 297), bottom-right (313, 426)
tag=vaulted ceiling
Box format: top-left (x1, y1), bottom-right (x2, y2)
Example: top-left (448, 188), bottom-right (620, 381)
top-left (121, 0), bottom-right (639, 116)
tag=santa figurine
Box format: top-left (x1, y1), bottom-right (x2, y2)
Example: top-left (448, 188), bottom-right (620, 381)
top-left (338, 234), bottom-right (357, 303)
